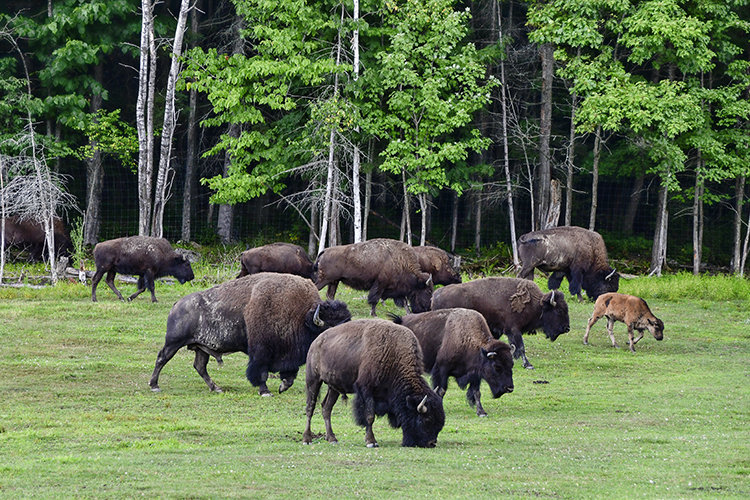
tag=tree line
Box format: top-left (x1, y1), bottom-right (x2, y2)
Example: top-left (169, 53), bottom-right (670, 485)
top-left (1, 0), bottom-right (749, 276)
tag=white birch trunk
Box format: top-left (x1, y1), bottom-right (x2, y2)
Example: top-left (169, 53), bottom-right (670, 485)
top-left (151, 0), bottom-right (190, 238)
top-left (351, 0), bottom-right (362, 243)
top-left (589, 125), bottom-right (601, 231)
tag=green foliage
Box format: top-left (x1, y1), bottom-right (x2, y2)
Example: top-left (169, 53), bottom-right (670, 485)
top-left (73, 109), bottom-right (138, 171)
top-left (361, 0), bottom-right (495, 197)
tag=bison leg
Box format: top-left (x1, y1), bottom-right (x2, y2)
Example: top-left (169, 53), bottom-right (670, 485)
top-left (149, 344), bottom-right (183, 392)
top-left (325, 281), bottom-right (339, 300)
top-left (129, 273), bottom-right (157, 302)
top-left (547, 271), bottom-right (565, 290)
top-left (631, 329), bottom-right (645, 346)
top-left (584, 311), bottom-right (604, 345)
top-left (103, 269), bottom-right (126, 301)
top-left (278, 368), bottom-right (299, 394)
top-left (366, 283), bottom-right (385, 317)
top-left (192, 349), bottom-right (223, 393)
top-left (303, 377), bottom-right (323, 445)
top-left (628, 326), bottom-right (643, 353)
top-left (606, 317), bottom-right (619, 348)
top-left (91, 269), bottom-right (107, 302)
top-left (466, 381), bottom-right (487, 417)
top-left (517, 264), bottom-right (535, 280)
top-left (321, 387), bottom-right (341, 444)
top-left (508, 330), bottom-right (533, 370)
top-left (568, 270), bottom-right (584, 299)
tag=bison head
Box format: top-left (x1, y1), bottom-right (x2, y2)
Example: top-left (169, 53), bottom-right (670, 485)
top-left (305, 299), bottom-right (351, 333)
top-left (407, 274), bottom-right (434, 314)
top-left (399, 391), bottom-right (446, 448)
top-left (582, 267), bottom-right (620, 300)
top-left (647, 317), bottom-right (664, 341)
top-left (169, 255), bottom-right (195, 284)
top-left (480, 342), bottom-right (515, 398)
top-left (539, 290), bottom-right (570, 341)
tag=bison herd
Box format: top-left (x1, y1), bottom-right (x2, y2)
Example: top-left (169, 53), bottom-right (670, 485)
top-left (77, 227), bottom-right (664, 447)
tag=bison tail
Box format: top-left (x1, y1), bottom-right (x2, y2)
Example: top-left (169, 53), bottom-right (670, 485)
top-left (386, 312), bottom-right (404, 324)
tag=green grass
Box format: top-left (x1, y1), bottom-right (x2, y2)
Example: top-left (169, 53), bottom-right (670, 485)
top-left (1, 268), bottom-right (749, 499)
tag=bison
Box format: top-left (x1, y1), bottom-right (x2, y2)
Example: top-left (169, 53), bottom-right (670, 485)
top-left (2, 215), bottom-right (72, 261)
top-left (313, 238), bottom-right (433, 316)
top-left (583, 292), bottom-right (664, 352)
top-left (391, 308), bottom-right (514, 417)
top-left (431, 278), bottom-right (569, 370)
top-left (303, 319), bottom-right (445, 448)
top-left (517, 226), bottom-right (619, 301)
top-left (149, 273), bottom-right (351, 395)
top-left (91, 236), bottom-right (195, 302)
top-left (237, 242), bottom-right (314, 280)
top-left (413, 246), bottom-right (461, 286)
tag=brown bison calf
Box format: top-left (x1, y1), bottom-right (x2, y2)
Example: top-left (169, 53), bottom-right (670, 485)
top-left (583, 292), bottom-right (664, 352)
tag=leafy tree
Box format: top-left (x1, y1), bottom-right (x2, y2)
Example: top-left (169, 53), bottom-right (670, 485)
top-left (360, 0), bottom-right (495, 245)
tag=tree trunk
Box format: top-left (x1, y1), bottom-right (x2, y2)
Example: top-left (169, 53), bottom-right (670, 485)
top-left (308, 201), bottom-right (318, 257)
top-left (402, 168), bottom-right (412, 246)
top-left (151, 0), bottom-right (190, 239)
top-left (181, 0), bottom-right (200, 243)
top-left (544, 179), bottom-right (561, 229)
top-left (649, 175), bottom-right (669, 276)
top-left (418, 192), bottom-right (427, 246)
top-left (84, 63), bottom-right (104, 246)
top-left (565, 92), bottom-right (577, 227)
top-left (474, 187), bottom-right (482, 256)
top-left (693, 158), bottom-right (704, 275)
top-left (731, 176), bottom-right (746, 274)
top-left (623, 174), bottom-right (645, 235)
top-left (497, 3), bottom-right (519, 267)
top-left (537, 43), bottom-right (554, 229)
top-left (362, 168), bottom-right (371, 242)
top-left (589, 125), bottom-right (602, 231)
top-left (136, 0), bottom-right (155, 236)
top-left (351, 0), bottom-right (362, 243)
top-left (450, 189), bottom-right (458, 253)
top-left (217, 123), bottom-right (238, 244)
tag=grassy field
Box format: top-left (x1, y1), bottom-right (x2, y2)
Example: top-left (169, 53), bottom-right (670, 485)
top-left (0, 266), bottom-right (749, 499)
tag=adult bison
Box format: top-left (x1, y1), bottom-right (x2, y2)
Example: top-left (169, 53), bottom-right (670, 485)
top-left (392, 308), bottom-right (514, 417)
top-left (237, 242), bottom-right (314, 280)
top-left (149, 273), bottom-right (351, 395)
top-left (413, 246), bottom-right (461, 286)
top-left (431, 278), bottom-right (569, 370)
top-left (517, 226), bottom-right (619, 301)
top-left (313, 238), bottom-right (433, 316)
top-left (91, 236), bottom-right (194, 302)
top-left (303, 319), bottom-right (445, 448)
top-left (584, 292), bottom-right (664, 352)
top-left (2, 215), bottom-right (72, 261)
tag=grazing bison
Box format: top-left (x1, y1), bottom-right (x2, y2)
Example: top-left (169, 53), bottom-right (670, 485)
top-left (149, 273), bottom-right (351, 395)
top-left (91, 236), bottom-right (195, 302)
top-left (391, 308), bottom-right (514, 417)
top-left (517, 226), bottom-right (619, 301)
top-left (313, 238), bottom-right (433, 316)
top-left (584, 292), bottom-right (664, 352)
top-left (303, 319), bottom-right (445, 448)
top-left (413, 246), bottom-right (461, 286)
top-left (431, 278), bottom-right (569, 370)
top-left (2, 216), bottom-right (72, 261)
top-left (237, 242), bottom-right (314, 280)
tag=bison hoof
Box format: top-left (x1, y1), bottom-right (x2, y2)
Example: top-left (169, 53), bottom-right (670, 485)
top-left (150, 386), bottom-right (161, 393)
top-left (260, 391), bottom-right (274, 397)
top-left (477, 412), bottom-right (488, 418)
top-left (524, 364), bottom-right (535, 370)
top-left (366, 442), bottom-right (379, 448)
top-left (212, 387), bottom-right (223, 394)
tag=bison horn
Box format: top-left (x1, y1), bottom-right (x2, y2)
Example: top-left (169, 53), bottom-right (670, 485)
top-left (482, 348), bottom-right (497, 359)
top-left (606, 268), bottom-right (617, 280)
top-left (510, 344), bottom-right (516, 356)
top-left (426, 274), bottom-right (433, 287)
top-left (313, 304), bottom-right (324, 327)
top-left (549, 292), bottom-right (556, 307)
top-left (417, 395), bottom-right (428, 413)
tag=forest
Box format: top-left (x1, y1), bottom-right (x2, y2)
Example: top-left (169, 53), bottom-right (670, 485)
top-left (1, 0), bottom-right (749, 276)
